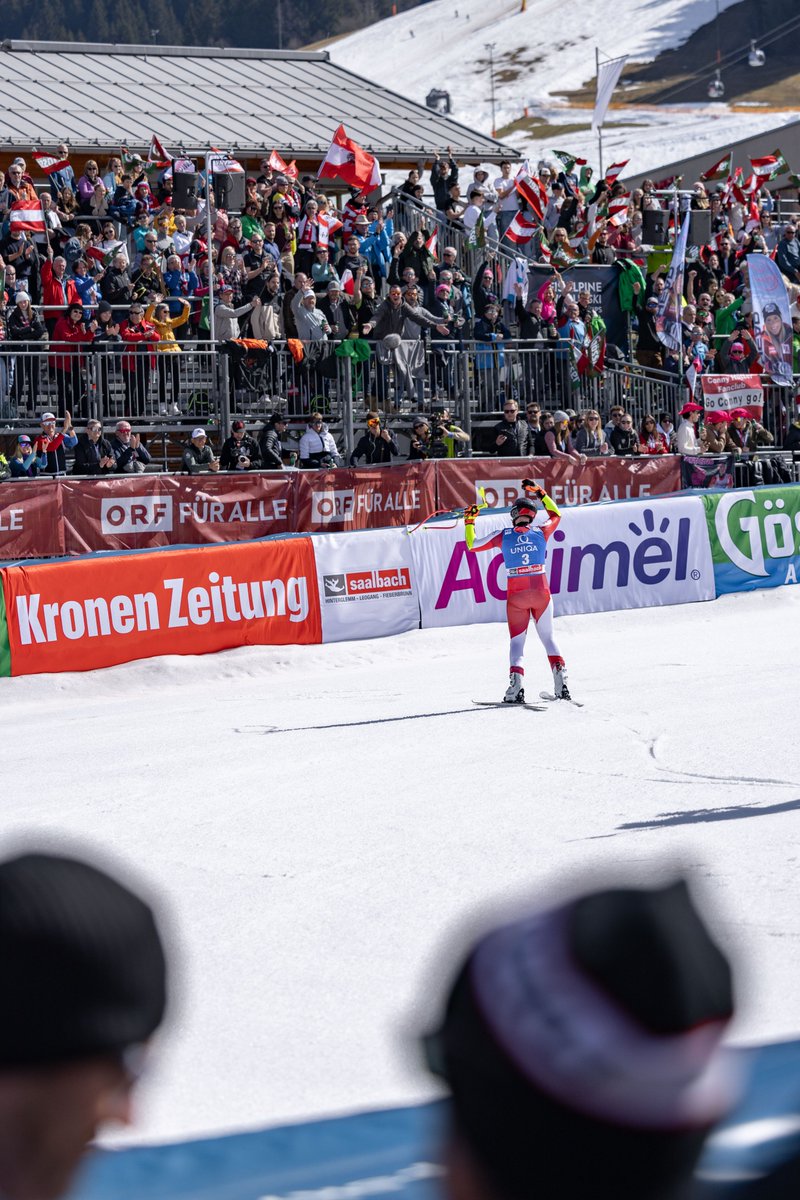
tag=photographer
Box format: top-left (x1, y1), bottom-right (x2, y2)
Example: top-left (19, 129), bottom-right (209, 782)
top-left (220, 419), bottom-right (261, 471)
top-left (408, 418), bottom-right (433, 460)
top-left (350, 411), bottom-right (399, 466)
top-left (299, 413), bottom-right (343, 469)
top-left (429, 403), bottom-right (470, 458)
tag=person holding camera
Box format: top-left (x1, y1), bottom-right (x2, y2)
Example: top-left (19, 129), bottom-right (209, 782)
top-left (220, 419), bottom-right (262, 471)
top-left (408, 418), bottom-right (433, 460)
top-left (350, 411), bottom-right (399, 466)
top-left (299, 413), bottom-right (343, 469)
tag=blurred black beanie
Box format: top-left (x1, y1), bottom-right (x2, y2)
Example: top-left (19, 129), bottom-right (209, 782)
top-left (425, 879), bottom-right (737, 1200)
top-left (0, 852), bottom-right (167, 1068)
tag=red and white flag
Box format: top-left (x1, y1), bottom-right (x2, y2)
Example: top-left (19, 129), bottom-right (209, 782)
top-left (148, 134), bottom-right (171, 166)
top-left (318, 125), bottom-right (381, 192)
top-left (503, 212), bottom-right (539, 246)
top-left (32, 151), bottom-right (70, 177)
top-left (515, 174), bottom-right (547, 221)
top-left (9, 199), bottom-right (46, 234)
top-left (607, 193), bottom-right (630, 226)
top-left (339, 268), bottom-right (355, 295)
top-left (604, 160), bottom-right (629, 184)
top-left (268, 149), bottom-right (289, 173)
top-left (425, 229), bottom-right (438, 260)
top-left (318, 211), bottom-right (343, 246)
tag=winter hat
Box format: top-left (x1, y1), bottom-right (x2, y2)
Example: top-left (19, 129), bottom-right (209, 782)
top-left (552, 410), bottom-right (570, 423)
top-left (424, 879), bottom-right (737, 1200)
top-left (436, 284), bottom-right (451, 296)
top-left (646, 296), bottom-right (659, 309)
top-left (679, 402), bottom-right (704, 416)
top-left (15, 292), bottom-right (31, 305)
top-left (231, 419), bottom-right (245, 431)
top-left (97, 300), bottom-right (113, 315)
top-left (729, 341), bottom-right (746, 356)
top-left (0, 851), bottom-right (167, 1069)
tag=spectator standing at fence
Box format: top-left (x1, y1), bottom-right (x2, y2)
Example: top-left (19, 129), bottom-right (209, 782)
top-left (7, 293), bottom-right (46, 413)
top-left (493, 160), bottom-right (518, 240)
top-left (491, 399), bottom-right (531, 456)
top-left (120, 303), bottom-right (158, 412)
top-left (728, 408), bottom-right (773, 455)
top-left (259, 413), bottom-right (292, 469)
top-left (73, 419), bottom-right (116, 475)
top-left (635, 295), bottom-right (664, 369)
top-left (319, 280), bottom-right (356, 339)
top-left (8, 433), bottom-right (47, 478)
top-left (574, 409), bottom-right (609, 456)
top-left (146, 299), bottom-right (190, 413)
top-left (474, 302), bottom-right (510, 408)
top-left (350, 411), bottom-right (399, 466)
top-left (657, 410), bottom-right (677, 451)
top-left (676, 402), bottom-right (704, 454)
top-left (300, 413), bottom-right (342, 468)
top-left (50, 303), bottom-right (95, 416)
top-left (543, 410), bottom-right (588, 464)
top-left (182, 428), bottom-right (219, 474)
top-left (33, 410), bottom-right (77, 474)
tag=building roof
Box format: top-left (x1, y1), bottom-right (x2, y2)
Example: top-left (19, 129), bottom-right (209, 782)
top-left (0, 39), bottom-right (517, 165)
top-left (622, 115), bottom-right (800, 191)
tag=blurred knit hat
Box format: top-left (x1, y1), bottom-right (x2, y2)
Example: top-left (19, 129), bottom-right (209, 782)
top-left (0, 852), bottom-right (167, 1068)
top-left (424, 879), bottom-right (737, 1200)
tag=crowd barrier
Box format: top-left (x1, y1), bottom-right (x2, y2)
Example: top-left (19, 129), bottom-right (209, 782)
top-left (0, 456), bottom-right (680, 558)
top-left (69, 1038), bottom-right (800, 1200)
top-left (1, 483), bottom-right (797, 678)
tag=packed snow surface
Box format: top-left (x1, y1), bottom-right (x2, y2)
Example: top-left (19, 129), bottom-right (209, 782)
top-left (2, 587), bottom-right (800, 1145)
top-left (330, 0), bottom-right (795, 175)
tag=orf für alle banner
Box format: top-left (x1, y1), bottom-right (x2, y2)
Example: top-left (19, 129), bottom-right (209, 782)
top-left (747, 252), bottom-right (794, 387)
top-left (700, 374), bottom-right (764, 420)
top-left (294, 462), bottom-right (436, 533)
top-left (436, 456), bottom-right (680, 513)
top-left (0, 537), bottom-right (321, 676)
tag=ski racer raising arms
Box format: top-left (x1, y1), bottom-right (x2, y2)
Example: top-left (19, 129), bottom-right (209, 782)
top-left (465, 480), bottom-right (570, 703)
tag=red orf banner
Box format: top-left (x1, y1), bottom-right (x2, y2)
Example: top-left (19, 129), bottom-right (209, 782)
top-left (60, 474), bottom-right (295, 553)
top-left (0, 482), bottom-right (65, 559)
top-left (436, 457), bottom-right (681, 512)
top-left (294, 462), bottom-right (436, 533)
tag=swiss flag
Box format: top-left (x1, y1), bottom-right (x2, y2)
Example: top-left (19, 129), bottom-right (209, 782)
top-left (9, 199), bottom-right (46, 233)
top-left (318, 125), bottom-right (381, 192)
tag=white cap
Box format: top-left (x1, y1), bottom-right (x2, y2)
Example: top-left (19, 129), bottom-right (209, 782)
top-left (41, 412), bottom-right (57, 422)
top-left (191, 427), bottom-right (207, 439)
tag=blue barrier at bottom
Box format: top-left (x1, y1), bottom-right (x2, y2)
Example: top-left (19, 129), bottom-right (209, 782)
top-left (72, 1041), bottom-right (800, 1200)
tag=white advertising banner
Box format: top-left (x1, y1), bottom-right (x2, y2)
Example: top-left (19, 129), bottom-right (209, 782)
top-left (313, 528), bottom-right (419, 643)
top-left (410, 498), bottom-right (715, 628)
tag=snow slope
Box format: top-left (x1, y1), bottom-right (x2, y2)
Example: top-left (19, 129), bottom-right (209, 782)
top-left (330, 0), bottom-right (794, 176)
top-left (2, 587), bottom-right (800, 1145)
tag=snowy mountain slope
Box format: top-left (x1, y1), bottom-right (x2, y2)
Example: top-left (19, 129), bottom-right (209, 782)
top-left (329, 0), bottom-right (793, 175)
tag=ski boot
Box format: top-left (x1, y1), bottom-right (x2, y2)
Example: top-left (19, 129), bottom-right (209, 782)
top-left (504, 669), bottom-right (525, 704)
top-left (552, 662), bottom-right (571, 701)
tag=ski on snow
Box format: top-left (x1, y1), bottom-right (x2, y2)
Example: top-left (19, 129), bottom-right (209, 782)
top-left (473, 700), bottom-right (547, 711)
top-left (538, 691), bottom-right (584, 707)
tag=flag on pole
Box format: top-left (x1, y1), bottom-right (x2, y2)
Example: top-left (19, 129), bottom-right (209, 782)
top-left (503, 212), bottom-right (538, 246)
top-left (515, 173), bottom-right (547, 220)
top-left (766, 149), bottom-right (789, 179)
top-left (592, 54), bottom-right (627, 133)
top-left (534, 226), bottom-right (552, 262)
top-left (268, 149), bottom-right (290, 173)
top-left (699, 152), bottom-right (732, 182)
top-left (552, 150), bottom-right (587, 173)
top-left (32, 151), bottom-right (70, 177)
top-left (466, 211), bottom-right (486, 249)
top-left (607, 193), bottom-right (630, 226)
top-left (318, 125), bottom-right (381, 192)
top-left (656, 209), bottom-right (690, 352)
top-left (425, 229), bottom-right (438, 260)
top-left (148, 134), bottom-right (171, 167)
top-left (604, 160), bottom-right (629, 185)
top-left (9, 199), bottom-right (46, 234)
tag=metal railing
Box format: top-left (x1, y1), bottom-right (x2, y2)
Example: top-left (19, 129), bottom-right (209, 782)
top-left (391, 189), bottom-right (520, 280)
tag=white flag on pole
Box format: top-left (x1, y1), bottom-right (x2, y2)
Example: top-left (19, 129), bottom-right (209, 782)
top-left (593, 54), bottom-right (627, 132)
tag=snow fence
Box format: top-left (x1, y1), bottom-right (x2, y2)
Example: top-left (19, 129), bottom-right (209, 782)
top-left (0, 485), bottom-right (797, 677)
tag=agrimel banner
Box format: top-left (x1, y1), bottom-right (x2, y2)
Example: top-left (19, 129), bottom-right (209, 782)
top-left (313, 528), bottom-right (418, 643)
top-left (700, 374), bottom-right (764, 420)
top-left (702, 486), bottom-right (800, 595)
top-left (0, 537), bottom-right (321, 676)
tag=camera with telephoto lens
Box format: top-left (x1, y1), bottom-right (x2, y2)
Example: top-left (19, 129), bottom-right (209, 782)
top-left (238, 454), bottom-right (248, 464)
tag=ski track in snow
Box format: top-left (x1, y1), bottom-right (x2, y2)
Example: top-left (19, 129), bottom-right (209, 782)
top-left (2, 587), bottom-right (800, 1145)
top-left (330, 0), bottom-right (794, 176)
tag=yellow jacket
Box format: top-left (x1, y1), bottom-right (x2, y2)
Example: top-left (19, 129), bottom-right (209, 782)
top-left (145, 301), bottom-right (190, 353)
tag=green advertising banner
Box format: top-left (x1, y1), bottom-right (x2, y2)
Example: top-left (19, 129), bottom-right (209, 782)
top-left (702, 486), bottom-right (800, 595)
top-left (0, 573), bottom-right (11, 677)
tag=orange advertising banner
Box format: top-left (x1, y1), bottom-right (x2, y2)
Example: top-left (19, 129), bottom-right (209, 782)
top-left (1, 537), bottom-right (321, 676)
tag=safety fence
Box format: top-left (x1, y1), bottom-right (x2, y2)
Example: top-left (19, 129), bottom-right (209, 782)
top-left (1, 483), bottom-right (797, 678)
top-left (1, 343), bottom-right (797, 455)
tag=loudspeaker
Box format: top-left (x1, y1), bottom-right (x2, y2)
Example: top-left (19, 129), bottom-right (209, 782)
top-left (642, 208), bottom-right (669, 244)
top-left (688, 208), bottom-right (712, 247)
top-left (212, 171), bottom-right (246, 213)
top-left (172, 171), bottom-right (199, 212)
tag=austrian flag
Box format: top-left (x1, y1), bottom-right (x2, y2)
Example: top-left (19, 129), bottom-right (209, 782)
top-left (318, 125), bottom-right (381, 192)
top-left (32, 151), bottom-right (70, 176)
top-left (9, 199), bottom-right (46, 234)
top-left (503, 212), bottom-right (539, 246)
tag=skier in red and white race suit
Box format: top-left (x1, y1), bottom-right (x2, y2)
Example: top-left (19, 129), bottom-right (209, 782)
top-left (464, 481), bottom-right (570, 703)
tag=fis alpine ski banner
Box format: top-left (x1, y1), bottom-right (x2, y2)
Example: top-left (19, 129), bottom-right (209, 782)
top-left (656, 209), bottom-right (690, 353)
top-left (0, 538), bottom-right (321, 676)
top-left (747, 253), bottom-right (794, 387)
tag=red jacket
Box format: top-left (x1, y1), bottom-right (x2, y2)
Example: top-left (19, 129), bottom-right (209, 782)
top-left (48, 317), bottom-right (93, 370)
top-left (120, 319), bottom-right (158, 370)
top-left (41, 260), bottom-right (81, 315)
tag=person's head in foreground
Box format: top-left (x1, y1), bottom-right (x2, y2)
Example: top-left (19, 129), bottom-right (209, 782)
top-left (424, 878), bottom-right (737, 1200)
top-left (0, 850), bottom-right (167, 1200)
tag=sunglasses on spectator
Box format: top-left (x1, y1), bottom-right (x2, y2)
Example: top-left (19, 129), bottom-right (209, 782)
top-left (503, 408), bottom-right (517, 414)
